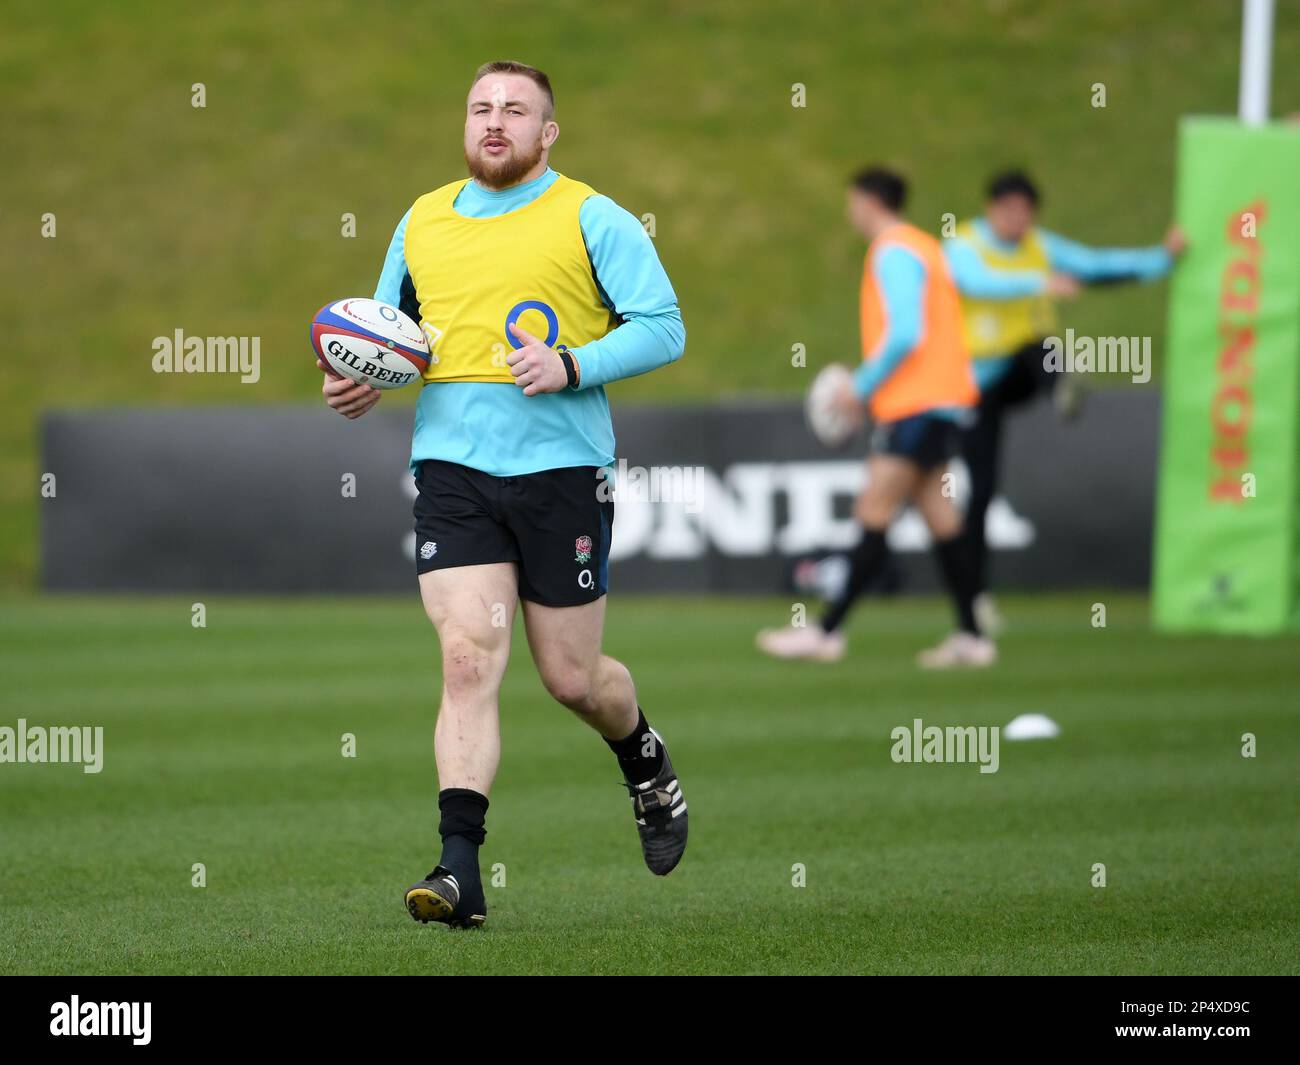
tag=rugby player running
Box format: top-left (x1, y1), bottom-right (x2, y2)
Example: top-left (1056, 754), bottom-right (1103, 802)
top-left (318, 62), bottom-right (688, 928)
top-left (758, 168), bottom-right (991, 668)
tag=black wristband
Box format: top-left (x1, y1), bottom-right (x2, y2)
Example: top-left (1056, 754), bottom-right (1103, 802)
top-left (558, 349), bottom-right (579, 389)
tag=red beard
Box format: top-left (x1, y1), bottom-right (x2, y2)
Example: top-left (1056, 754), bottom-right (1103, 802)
top-left (464, 136), bottom-right (545, 189)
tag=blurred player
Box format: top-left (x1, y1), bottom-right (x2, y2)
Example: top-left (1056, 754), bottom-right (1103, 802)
top-left (318, 62), bottom-right (688, 928)
top-left (758, 168), bottom-right (992, 668)
top-left (944, 170), bottom-right (1186, 630)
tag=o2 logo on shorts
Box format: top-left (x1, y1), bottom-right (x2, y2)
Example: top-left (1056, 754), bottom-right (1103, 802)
top-left (505, 300), bottom-right (560, 348)
top-left (578, 569), bottom-right (594, 589)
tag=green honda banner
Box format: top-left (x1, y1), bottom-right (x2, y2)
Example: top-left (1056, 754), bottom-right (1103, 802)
top-left (1154, 117), bottom-right (1300, 633)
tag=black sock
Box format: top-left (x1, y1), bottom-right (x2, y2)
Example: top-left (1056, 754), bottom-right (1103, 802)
top-left (605, 707), bottom-right (664, 785)
top-left (821, 529), bottom-right (889, 633)
top-left (932, 535), bottom-right (981, 636)
top-left (437, 788), bottom-right (488, 900)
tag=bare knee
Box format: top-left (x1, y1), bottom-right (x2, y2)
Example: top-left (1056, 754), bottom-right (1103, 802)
top-left (855, 492), bottom-right (895, 528)
top-left (914, 495), bottom-right (959, 540)
top-left (440, 632), bottom-right (505, 702)
top-left (916, 476), bottom-right (963, 540)
top-left (539, 660), bottom-right (597, 711)
top-left (929, 510), bottom-right (963, 541)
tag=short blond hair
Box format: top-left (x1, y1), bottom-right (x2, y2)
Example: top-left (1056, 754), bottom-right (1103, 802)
top-left (470, 61), bottom-right (555, 121)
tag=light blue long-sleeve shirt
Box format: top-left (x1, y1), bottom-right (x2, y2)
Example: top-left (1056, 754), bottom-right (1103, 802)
top-left (943, 237), bottom-right (1046, 301)
top-left (853, 245), bottom-right (925, 400)
top-left (943, 218), bottom-right (1173, 391)
top-left (375, 167), bottom-right (685, 476)
top-left (1038, 227), bottom-right (1173, 284)
top-left (851, 243), bottom-right (963, 422)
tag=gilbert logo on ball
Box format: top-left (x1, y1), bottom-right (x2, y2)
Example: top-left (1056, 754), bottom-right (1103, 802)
top-left (311, 298), bottom-right (430, 390)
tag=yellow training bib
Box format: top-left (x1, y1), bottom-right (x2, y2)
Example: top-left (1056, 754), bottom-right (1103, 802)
top-left (956, 219), bottom-right (1058, 359)
top-left (403, 174), bottom-right (618, 383)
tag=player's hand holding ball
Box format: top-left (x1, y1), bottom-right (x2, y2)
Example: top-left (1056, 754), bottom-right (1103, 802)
top-left (318, 360), bottom-right (381, 419)
top-left (507, 322), bottom-right (575, 396)
top-left (310, 297), bottom-right (430, 419)
top-left (829, 373), bottom-right (864, 421)
top-left (806, 363), bottom-right (866, 449)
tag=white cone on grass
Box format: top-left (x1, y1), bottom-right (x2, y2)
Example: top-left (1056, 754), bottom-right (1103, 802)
top-left (1003, 713), bottom-right (1061, 741)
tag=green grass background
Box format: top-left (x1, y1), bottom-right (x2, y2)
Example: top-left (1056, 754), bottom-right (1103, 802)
top-left (1, 593), bottom-right (1296, 974)
top-left (6, 0), bottom-right (1300, 586)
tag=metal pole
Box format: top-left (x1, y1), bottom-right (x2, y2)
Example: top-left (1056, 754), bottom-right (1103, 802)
top-left (1238, 0), bottom-right (1275, 126)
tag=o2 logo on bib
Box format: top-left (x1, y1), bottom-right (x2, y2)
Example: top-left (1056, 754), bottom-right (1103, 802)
top-left (505, 300), bottom-right (560, 348)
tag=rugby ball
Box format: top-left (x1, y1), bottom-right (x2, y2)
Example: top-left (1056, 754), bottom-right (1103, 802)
top-left (311, 298), bottom-right (430, 390)
top-left (805, 363), bottom-right (865, 448)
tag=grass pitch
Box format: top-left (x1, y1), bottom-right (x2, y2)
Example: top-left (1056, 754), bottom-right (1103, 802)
top-left (0, 592), bottom-right (1296, 975)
